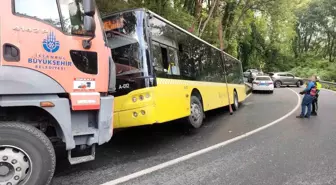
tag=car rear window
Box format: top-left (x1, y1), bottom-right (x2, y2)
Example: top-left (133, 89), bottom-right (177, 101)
top-left (256, 77), bottom-right (271, 81)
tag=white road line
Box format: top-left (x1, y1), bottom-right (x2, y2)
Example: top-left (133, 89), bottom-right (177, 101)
top-left (101, 88), bottom-right (301, 185)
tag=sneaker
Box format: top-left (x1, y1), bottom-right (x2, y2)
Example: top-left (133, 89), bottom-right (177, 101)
top-left (311, 112), bottom-right (317, 116)
top-left (304, 115), bottom-right (310, 119)
top-left (296, 115), bottom-right (304, 118)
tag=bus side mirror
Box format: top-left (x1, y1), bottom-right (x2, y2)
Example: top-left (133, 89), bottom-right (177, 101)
top-left (83, 0), bottom-right (95, 16)
top-left (84, 16), bottom-right (96, 34)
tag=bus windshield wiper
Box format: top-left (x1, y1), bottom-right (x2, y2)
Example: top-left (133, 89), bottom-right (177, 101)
top-left (116, 69), bottom-right (143, 76)
top-left (133, 76), bottom-right (154, 79)
top-left (117, 76), bottom-right (154, 83)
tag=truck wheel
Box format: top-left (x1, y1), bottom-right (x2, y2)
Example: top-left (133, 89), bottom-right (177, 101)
top-left (0, 122), bottom-right (55, 185)
top-left (186, 95), bottom-right (204, 129)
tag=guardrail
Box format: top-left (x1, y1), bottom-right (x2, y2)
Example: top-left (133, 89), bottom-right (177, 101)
top-left (302, 78), bottom-right (336, 91)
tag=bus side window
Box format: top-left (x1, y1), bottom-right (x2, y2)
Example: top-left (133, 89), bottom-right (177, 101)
top-left (152, 44), bottom-right (165, 73)
top-left (168, 48), bottom-right (180, 76)
top-left (161, 47), bottom-right (169, 71)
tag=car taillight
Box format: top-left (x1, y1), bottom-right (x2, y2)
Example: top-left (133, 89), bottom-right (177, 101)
top-left (268, 82), bottom-right (273, 84)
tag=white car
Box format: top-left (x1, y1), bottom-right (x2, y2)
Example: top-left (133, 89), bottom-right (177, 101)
top-left (252, 76), bottom-right (274, 93)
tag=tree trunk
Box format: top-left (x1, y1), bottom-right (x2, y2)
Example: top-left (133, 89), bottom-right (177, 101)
top-left (218, 18), bottom-right (224, 52)
top-left (326, 32), bottom-right (331, 60)
top-left (306, 33), bottom-right (312, 52)
top-left (295, 23), bottom-right (301, 55)
top-left (195, 0), bottom-right (202, 18)
top-left (197, 17), bottom-right (203, 34)
top-left (199, 0), bottom-right (218, 37)
top-left (329, 36), bottom-right (335, 62)
top-left (227, 6), bottom-right (249, 40)
top-left (222, 2), bottom-right (236, 40)
top-left (292, 37), bottom-right (299, 58)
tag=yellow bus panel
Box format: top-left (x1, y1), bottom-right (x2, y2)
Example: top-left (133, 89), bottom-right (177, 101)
top-left (113, 78), bottom-right (246, 129)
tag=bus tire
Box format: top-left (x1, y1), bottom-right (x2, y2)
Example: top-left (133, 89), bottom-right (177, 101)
top-left (187, 96), bottom-right (204, 129)
top-left (0, 122), bottom-right (56, 185)
top-left (232, 91), bottom-right (239, 111)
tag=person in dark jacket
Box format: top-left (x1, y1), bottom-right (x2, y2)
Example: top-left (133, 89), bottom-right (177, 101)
top-left (296, 75), bottom-right (317, 119)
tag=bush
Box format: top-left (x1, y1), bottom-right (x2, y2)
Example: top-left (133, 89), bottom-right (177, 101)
top-left (290, 56), bottom-right (336, 81)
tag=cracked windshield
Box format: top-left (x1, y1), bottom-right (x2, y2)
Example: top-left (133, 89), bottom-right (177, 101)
top-left (0, 0), bottom-right (335, 185)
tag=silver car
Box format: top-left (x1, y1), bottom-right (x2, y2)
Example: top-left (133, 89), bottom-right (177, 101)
top-left (269, 72), bottom-right (303, 88)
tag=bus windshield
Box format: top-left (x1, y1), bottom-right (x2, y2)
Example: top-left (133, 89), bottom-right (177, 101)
top-left (104, 11), bottom-right (150, 78)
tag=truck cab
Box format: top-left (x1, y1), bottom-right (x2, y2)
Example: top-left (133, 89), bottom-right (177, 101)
top-left (0, 0), bottom-right (116, 184)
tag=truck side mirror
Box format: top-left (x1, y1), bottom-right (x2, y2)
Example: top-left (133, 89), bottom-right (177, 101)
top-left (84, 16), bottom-right (96, 35)
top-left (82, 16), bottom-right (96, 49)
top-left (83, 0), bottom-right (95, 16)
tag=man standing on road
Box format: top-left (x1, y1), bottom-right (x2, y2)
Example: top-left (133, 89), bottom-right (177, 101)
top-left (248, 71), bottom-right (253, 83)
top-left (297, 75), bottom-right (317, 119)
top-left (311, 76), bottom-right (322, 116)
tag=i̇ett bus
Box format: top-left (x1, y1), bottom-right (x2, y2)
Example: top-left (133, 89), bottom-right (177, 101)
top-left (103, 8), bottom-right (247, 129)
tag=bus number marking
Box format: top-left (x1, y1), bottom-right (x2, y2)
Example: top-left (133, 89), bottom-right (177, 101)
top-left (119, 83), bottom-right (130, 89)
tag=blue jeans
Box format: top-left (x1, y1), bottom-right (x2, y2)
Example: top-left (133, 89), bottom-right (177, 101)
top-left (300, 94), bottom-right (314, 117)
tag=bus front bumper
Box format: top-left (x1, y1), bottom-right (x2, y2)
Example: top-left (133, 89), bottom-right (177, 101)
top-left (113, 104), bottom-right (158, 129)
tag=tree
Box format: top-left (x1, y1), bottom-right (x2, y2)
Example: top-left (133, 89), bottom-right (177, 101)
top-left (96, 0), bottom-right (336, 79)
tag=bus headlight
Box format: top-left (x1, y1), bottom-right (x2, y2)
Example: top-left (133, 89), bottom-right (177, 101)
top-left (145, 93), bottom-right (150, 98)
top-left (133, 112), bottom-right (138, 117)
top-left (132, 97), bottom-right (137, 102)
top-left (139, 95), bottom-right (144, 101)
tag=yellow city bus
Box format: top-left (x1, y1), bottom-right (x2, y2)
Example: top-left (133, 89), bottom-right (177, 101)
top-left (103, 8), bottom-right (247, 129)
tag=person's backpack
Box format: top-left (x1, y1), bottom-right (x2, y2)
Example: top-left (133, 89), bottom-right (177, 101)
top-left (310, 82), bottom-right (317, 96)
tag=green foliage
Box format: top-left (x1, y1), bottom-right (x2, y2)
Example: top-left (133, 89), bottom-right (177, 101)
top-left (290, 55), bottom-right (336, 81)
top-left (96, 0), bottom-right (335, 81)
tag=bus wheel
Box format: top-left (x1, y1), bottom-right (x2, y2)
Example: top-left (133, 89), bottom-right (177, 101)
top-left (187, 96), bottom-right (204, 129)
top-left (232, 91), bottom-right (239, 111)
top-left (0, 122), bottom-right (56, 185)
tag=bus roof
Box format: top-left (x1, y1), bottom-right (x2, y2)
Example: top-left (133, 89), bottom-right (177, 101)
top-left (102, 8), bottom-right (241, 63)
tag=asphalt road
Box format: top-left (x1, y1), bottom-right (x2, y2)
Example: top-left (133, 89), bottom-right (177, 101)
top-left (52, 87), bottom-right (310, 185)
top-left (114, 88), bottom-right (336, 185)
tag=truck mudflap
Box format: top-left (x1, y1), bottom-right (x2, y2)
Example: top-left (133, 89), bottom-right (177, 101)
top-left (67, 95), bottom-right (114, 165)
top-left (98, 95), bottom-right (114, 145)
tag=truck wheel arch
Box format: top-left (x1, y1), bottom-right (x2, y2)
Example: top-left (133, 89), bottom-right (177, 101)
top-left (0, 95), bottom-right (76, 150)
